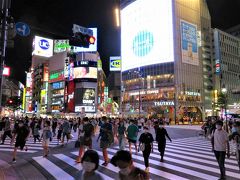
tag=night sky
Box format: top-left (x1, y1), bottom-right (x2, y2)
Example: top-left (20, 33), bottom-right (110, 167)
top-left (6, 0), bottom-right (240, 84)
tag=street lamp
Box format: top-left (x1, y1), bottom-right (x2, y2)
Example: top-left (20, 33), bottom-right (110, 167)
top-left (221, 87), bottom-right (228, 132)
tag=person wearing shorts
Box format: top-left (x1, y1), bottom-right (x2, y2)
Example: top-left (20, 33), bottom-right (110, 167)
top-left (97, 116), bottom-right (113, 166)
top-left (42, 121), bottom-right (52, 157)
top-left (12, 120), bottom-right (30, 163)
top-left (127, 120), bottom-right (139, 155)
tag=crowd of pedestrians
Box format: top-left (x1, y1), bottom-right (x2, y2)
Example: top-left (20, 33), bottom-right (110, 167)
top-left (0, 115), bottom-right (240, 180)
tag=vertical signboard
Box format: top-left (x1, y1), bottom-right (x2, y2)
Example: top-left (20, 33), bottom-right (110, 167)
top-left (181, 20), bottom-right (199, 66)
top-left (64, 57), bottom-right (69, 78)
top-left (67, 81), bottom-right (75, 112)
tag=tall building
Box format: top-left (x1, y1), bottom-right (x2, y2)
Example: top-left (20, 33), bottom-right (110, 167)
top-left (226, 24), bottom-right (240, 38)
top-left (213, 28), bottom-right (240, 111)
top-left (120, 0), bottom-right (213, 123)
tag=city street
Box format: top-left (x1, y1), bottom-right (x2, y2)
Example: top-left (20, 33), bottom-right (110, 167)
top-left (0, 126), bottom-right (239, 180)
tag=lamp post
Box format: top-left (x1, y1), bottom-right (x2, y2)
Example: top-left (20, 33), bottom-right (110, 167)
top-left (221, 87), bottom-right (228, 132)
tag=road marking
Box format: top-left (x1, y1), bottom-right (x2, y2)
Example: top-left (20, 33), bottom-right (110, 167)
top-left (54, 154), bottom-right (114, 180)
top-left (92, 150), bottom-right (190, 180)
top-left (32, 156), bottom-right (74, 180)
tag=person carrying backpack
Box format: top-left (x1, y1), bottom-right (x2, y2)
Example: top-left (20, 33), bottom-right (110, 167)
top-left (76, 117), bottom-right (94, 163)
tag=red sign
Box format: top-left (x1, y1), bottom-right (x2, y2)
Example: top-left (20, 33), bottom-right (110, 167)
top-left (67, 81), bottom-right (75, 112)
top-left (3, 67), bottom-right (10, 76)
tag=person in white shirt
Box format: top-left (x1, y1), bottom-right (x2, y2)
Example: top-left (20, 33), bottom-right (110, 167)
top-left (211, 120), bottom-right (230, 180)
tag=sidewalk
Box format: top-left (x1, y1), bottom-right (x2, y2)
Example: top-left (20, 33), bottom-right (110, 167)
top-left (166, 125), bottom-right (202, 130)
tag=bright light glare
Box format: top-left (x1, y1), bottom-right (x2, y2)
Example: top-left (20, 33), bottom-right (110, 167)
top-left (222, 88), bottom-right (227, 93)
top-left (115, 8), bottom-right (120, 27)
top-left (121, 0), bottom-right (174, 71)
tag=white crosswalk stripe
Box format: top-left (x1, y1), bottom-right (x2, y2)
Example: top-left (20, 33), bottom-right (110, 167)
top-left (0, 133), bottom-right (78, 153)
top-left (31, 137), bottom-right (240, 180)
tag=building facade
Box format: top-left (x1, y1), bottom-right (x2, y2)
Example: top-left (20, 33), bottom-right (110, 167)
top-left (213, 28), bottom-right (240, 114)
top-left (120, 0), bottom-right (213, 123)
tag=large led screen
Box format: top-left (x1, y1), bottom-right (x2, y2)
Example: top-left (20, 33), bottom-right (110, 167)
top-left (121, 0), bottom-right (174, 71)
top-left (75, 88), bottom-right (96, 113)
top-left (73, 67), bottom-right (97, 79)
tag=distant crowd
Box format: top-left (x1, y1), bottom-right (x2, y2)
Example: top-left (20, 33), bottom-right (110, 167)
top-left (0, 116), bottom-right (239, 180)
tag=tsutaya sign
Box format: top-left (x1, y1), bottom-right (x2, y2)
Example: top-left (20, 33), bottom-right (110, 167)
top-left (154, 101), bottom-right (174, 106)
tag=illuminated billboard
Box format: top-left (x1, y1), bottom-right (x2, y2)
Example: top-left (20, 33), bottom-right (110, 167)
top-left (121, 0), bottom-right (174, 71)
top-left (75, 88), bottom-right (96, 113)
top-left (3, 67), bottom-right (10, 76)
top-left (110, 56), bottom-right (121, 71)
top-left (73, 67), bottom-right (97, 79)
top-left (181, 20), bottom-right (199, 66)
top-left (32, 36), bottom-right (53, 57)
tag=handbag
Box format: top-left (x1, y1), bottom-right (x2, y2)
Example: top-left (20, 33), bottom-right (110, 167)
top-left (75, 140), bottom-right (81, 148)
top-left (139, 143), bottom-right (145, 151)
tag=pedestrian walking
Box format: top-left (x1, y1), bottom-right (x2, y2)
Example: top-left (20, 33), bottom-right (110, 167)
top-left (138, 126), bottom-right (154, 172)
top-left (52, 118), bottom-right (58, 137)
top-left (1, 117), bottom-right (13, 145)
top-left (57, 122), bottom-right (63, 145)
top-left (77, 149), bottom-right (104, 180)
top-left (42, 121), bottom-right (52, 157)
top-left (97, 116), bottom-right (113, 166)
top-left (155, 122), bottom-right (172, 162)
top-left (33, 123), bottom-right (41, 143)
top-left (76, 117), bottom-right (94, 163)
top-left (111, 150), bottom-right (149, 180)
top-left (211, 120), bottom-right (230, 180)
top-left (11, 120), bottom-right (30, 163)
top-left (127, 120), bottom-right (139, 155)
top-left (117, 120), bottom-right (126, 150)
top-left (62, 119), bottom-right (71, 146)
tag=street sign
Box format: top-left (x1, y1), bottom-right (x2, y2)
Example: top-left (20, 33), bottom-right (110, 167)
top-left (15, 22), bottom-right (30, 37)
top-left (72, 24), bottom-right (93, 36)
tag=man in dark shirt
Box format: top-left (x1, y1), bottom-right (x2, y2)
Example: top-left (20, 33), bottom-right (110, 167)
top-left (111, 150), bottom-right (149, 180)
top-left (1, 117), bottom-right (12, 144)
top-left (11, 120), bottom-right (30, 163)
top-left (155, 123), bottom-right (172, 162)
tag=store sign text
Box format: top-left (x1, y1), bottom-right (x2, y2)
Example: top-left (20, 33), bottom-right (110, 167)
top-left (154, 101), bottom-right (174, 106)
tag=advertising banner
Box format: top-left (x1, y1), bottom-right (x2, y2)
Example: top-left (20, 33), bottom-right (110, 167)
top-left (49, 71), bottom-right (64, 83)
top-left (121, 0), bottom-right (174, 71)
top-left (73, 67), bottom-right (97, 79)
top-left (181, 20), bottom-right (199, 66)
top-left (32, 36), bottom-right (53, 57)
top-left (67, 81), bottom-right (75, 112)
top-left (54, 40), bottom-right (71, 53)
top-left (75, 88), bottom-right (96, 113)
top-left (110, 56), bottom-right (121, 71)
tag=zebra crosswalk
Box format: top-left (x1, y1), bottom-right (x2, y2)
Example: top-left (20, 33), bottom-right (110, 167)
top-left (31, 137), bottom-right (240, 180)
top-left (0, 132), bottom-right (78, 153)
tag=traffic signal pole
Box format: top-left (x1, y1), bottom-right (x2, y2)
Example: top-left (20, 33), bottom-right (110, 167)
top-left (0, 0), bottom-right (10, 110)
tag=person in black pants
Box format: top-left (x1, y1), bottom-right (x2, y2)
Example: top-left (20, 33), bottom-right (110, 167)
top-left (155, 122), bottom-right (172, 162)
top-left (1, 117), bottom-right (12, 145)
top-left (138, 126), bottom-right (154, 172)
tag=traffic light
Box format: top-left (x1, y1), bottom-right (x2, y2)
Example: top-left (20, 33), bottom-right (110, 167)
top-left (8, 99), bottom-right (13, 104)
top-left (69, 32), bottom-right (96, 48)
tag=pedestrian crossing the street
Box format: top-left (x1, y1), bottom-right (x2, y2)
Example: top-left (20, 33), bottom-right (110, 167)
top-left (32, 137), bottom-right (240, 180)
top-left (0, 133), bottom-right (78, 153)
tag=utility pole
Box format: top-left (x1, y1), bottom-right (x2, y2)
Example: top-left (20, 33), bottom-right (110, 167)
top-left (0, 0), bottom-right (11, 110)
